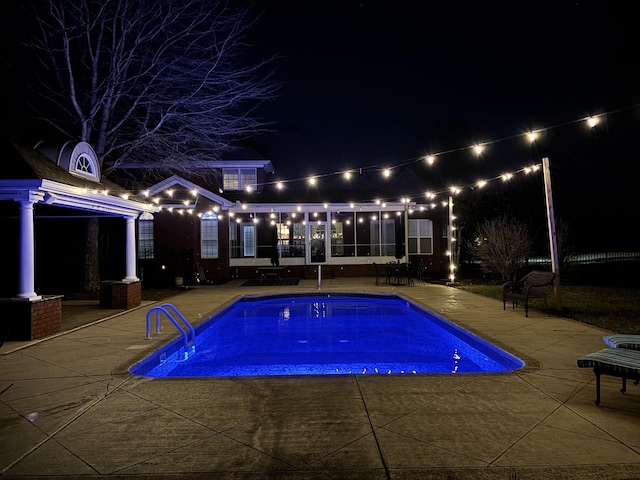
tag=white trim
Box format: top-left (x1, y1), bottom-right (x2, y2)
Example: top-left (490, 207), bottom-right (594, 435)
top-left (141, 174), bottom-right (234, 208)
top-left (119, 159), bottom-right (275, 173)
top-left (227, 202), bottom-right (422, 214)
top-left (0, 179), bottom-right (158, 217)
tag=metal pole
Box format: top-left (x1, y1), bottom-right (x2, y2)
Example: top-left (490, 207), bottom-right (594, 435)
top-left (317, 264), bottom-right (322, 289)
top-left (542, 157), bottom-right (560, 294)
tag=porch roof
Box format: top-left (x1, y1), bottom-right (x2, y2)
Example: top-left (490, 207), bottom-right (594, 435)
top-left (0, 138), bottom-right (157, 217)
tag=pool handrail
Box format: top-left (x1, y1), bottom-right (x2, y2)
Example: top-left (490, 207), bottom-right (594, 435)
top-left (146, 304), bottom-right (196, 351)
top-left (159, 303), bottom-right (197, 344)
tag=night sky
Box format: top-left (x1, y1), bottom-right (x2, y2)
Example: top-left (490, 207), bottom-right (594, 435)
top-left (1, 1), bottom-right (638, 245)
top-left (247, 1), bottom-right (639, 216)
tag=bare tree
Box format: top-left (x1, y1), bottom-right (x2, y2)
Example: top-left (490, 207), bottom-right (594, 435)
top-left (8, 0), bottom-right (278, 291)
top-left (465, 216), bottom-right (533, 282)
top-left (24, 0), bottom-right (278, 179)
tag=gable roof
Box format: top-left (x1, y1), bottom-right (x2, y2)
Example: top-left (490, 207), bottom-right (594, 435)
top-left (140, 174), bottom-right (235, 209)
top-left (0, 138), bottom-right (157, 217)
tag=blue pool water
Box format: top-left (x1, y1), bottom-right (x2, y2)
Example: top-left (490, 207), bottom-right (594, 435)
top-left (130, 293), bottom-right (524, 377)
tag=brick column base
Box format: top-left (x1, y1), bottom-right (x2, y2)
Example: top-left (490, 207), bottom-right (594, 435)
top-left (100, 281), bottom-right (141, 309)
top-left (0, 296), bottom-right (63, 341)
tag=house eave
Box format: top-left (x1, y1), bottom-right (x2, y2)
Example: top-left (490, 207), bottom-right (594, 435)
top-left (0, 179), bottom-right (158, 216)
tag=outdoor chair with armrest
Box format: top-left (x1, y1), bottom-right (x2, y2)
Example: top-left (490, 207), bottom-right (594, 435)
top-left (503, 270), bottom-right (555, 317)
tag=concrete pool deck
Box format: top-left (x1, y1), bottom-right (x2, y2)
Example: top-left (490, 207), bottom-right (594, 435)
top-left (1, 278), bottom-right (638, 479)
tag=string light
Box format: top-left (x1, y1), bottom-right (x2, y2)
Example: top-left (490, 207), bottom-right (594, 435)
top-left (149, 161), bottom-right (542, 217)
top-left (251, 105), bottom-right (633, 195)
top-left (127, 104), bottom-right (638, 216)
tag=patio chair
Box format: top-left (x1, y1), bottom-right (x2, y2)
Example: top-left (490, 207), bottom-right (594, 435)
top-left (603, 335), bottom-right (640, 351)
top-left (373, 263), bottom-right (391, 285)
top-left (408, 261), bottom-right (427, 285)
top-left (577, 348), bottom-right (640, 405)
top-left (502, 270), bottom-right (555, 317)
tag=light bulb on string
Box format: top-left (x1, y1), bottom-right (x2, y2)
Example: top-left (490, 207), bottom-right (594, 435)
top-left (261, 104), bottom-right (635, 199)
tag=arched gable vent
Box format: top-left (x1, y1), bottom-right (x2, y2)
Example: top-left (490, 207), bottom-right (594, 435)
top-left (57, 141), bottom-right (101, 182)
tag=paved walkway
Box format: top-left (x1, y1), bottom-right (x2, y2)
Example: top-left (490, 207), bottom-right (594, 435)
top-left (1, 278), bottom-right (638, 479)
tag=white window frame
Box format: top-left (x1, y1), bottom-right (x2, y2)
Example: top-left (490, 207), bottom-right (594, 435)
top-left (242, 223), bottom-right (256, 257)
top-left (223, 168), bottom-right (257, 191)
top-left (201, 212), bottom-right (219, 259)
top-left (408, 218), bottom-right (433, 254)
top-left (371, 219), bottom-right (395, 256)
top-left (137, 213), bottom-right (154, 259)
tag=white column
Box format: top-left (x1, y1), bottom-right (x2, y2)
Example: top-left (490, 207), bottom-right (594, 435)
top-left (15, 201), bottom-right (41, 300)
top-left (448, 196), bottom-right (456, 283)
top-left (123, 216), bottom-right (139, 282)
top-left (404, 208), bottom-right (409, 261)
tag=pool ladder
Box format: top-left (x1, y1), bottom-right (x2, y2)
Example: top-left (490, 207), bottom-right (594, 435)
top-left (146, 303), bottom-right (196, 360)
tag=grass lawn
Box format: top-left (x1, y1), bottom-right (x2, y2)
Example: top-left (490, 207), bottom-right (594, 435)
top-left (457, 283), bottom-right (640, 335)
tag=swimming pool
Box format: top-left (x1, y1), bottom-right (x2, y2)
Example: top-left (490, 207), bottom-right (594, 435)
top-left (130, 292), bottom-right (524, 377)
